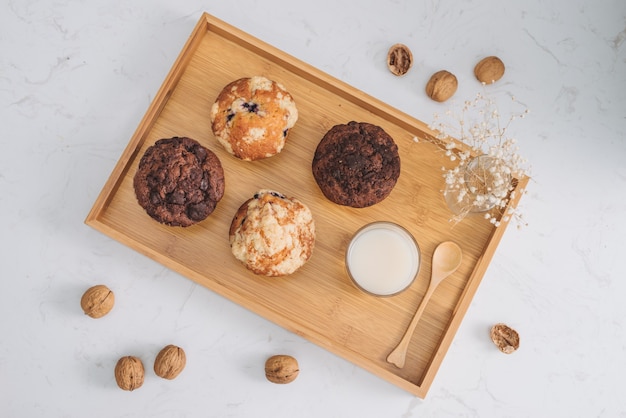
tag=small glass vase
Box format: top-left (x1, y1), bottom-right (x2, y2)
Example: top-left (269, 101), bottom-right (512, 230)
top-left (444, 154), bottom-right (512, 217)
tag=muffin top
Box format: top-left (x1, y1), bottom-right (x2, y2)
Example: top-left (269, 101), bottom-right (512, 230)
top-left (312, 121), bottom-right (401, 208)
top-left (133, 137), bottom-right (225, 227)
top-left (229, 190), bottom-right (315, 276)
top-left (210, 76), bottom-right (298, 161)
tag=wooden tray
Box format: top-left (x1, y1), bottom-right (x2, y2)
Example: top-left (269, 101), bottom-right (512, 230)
top-left (86, 13), bottom-right (527, 398)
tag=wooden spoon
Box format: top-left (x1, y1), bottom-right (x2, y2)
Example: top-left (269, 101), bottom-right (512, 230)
top-left (386, 241), bottom-right (463, 368)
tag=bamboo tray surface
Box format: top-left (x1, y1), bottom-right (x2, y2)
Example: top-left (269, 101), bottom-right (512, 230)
top-left (86, 13), bottom-right (526, 398)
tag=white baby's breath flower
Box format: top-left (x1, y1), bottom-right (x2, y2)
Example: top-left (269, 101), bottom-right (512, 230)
top-left (422, 91), bottom-right (530, 227)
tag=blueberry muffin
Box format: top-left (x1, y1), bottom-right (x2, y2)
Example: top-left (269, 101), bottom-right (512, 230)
top-left (210, 76), bottom-right (298, 161)
top-left (229, 190), bottom-right (315, 276)
top-left (311, 121), bottom-right (401, 208)
top-left (133, 137), bottom-right (225, 227)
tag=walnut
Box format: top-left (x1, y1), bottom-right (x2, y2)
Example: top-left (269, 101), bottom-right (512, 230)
top-left (425, 70), bottom-right (458, 102)
top-left (80, 285), bottom-right (114, 318)
top-left (264, 354), bottom-right (299, 384)
top-left (114, 356), bottom-right (145, 391)
top-left (154, 344), bottom-right (186, 380)
top-left (490, 323), bottom-right (520, 354)
top-left (387, 44), bottom-right (413, 76)
top-left (474, 56), bottom-right (505, 84)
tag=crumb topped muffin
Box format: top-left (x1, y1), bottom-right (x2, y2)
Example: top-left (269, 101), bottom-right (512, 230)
top-left (210, 76), bottom-right (298, 161)
top-left (229, 190), bottom-right (315, 276)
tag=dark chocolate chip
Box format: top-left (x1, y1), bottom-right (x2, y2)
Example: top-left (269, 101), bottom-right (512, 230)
top-left (166, 190), bottom-right (185, 205)
top-left (150, 191), bottom-right (161, 205)
top-left (193, 145), bottom-right (207, 163)
top-left (187, 202), bottom-right (209, 221)
top-left (200, 173), bottom-right (209, 191)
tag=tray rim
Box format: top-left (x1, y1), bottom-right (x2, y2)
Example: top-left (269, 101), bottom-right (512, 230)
top-left (85, 12), bottom-right (528, 398)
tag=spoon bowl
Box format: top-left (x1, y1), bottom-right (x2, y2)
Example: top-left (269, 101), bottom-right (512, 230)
top-left (432, 241), bottom-right (463, 277)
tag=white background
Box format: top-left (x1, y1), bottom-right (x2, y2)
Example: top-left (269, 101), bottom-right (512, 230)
top-left (1, 0), bottom-right (625, 416)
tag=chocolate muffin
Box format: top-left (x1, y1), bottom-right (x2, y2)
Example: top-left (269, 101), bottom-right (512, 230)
top-left (229, 190), bottom-right (315, 276)
top-left (133, 137), bottom-right (225, 227)
top-left (210, 76), bottom-right (298, 161)
top-left (311, 121), bottom-right (401, 208)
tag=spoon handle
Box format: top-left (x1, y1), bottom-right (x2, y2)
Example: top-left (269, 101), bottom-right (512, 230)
top-left (386, 285), bottom-right (436, 368)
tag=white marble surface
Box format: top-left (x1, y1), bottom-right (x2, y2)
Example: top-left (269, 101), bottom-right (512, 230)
top-left (1, 0), bottom-right (625, 416)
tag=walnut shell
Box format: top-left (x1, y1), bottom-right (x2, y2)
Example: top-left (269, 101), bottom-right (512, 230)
top-left (425, 70), bottom-right (458, 102)
top-left (80, 285), bottom-right (114, 318)
top-left (386, 44), bottom-right (413, 76)
top-left (490, 323), bottom-right (520, 354)
top-left (154, 344), bottom-right (186, 380)
top-left (265, 354), bottom-right (299, 384)
top-left (474, 56), bottom-right (505, 84)
top-left (114, 356), bottom-right (145, 391)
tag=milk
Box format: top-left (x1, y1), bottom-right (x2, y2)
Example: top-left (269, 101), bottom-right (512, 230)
top-left (346, 222), bottom-right (420, 296)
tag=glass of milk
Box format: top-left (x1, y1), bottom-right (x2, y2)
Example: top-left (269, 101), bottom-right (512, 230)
top-left (345, 222), bottom-right (420, 297)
